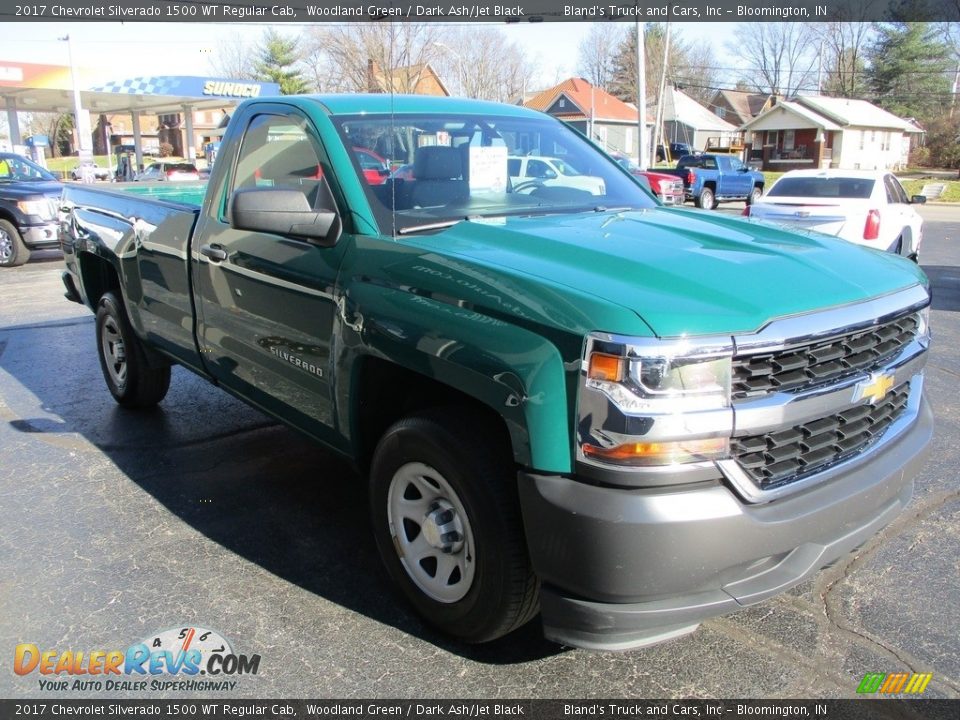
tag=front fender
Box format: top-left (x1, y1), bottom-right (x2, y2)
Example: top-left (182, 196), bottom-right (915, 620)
top-left (336, 282), bottom-right (574, 474)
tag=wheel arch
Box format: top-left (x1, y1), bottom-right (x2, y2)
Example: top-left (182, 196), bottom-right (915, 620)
top-left (337, 291), bottom-right (574, 477)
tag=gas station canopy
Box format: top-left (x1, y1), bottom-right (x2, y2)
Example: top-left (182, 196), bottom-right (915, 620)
top-left (0, 60), bottom-right (280, 115)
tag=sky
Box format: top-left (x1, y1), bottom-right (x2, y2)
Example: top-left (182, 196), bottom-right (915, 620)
top-left (0, 21), bottom-right (740, 91)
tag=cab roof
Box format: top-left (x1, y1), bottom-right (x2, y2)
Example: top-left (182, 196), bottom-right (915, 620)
top-left (278, 94), bottom-right (544, 119)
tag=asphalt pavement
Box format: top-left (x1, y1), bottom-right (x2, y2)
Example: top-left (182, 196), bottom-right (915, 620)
top-left (1, 206), bottom-right (958, 700)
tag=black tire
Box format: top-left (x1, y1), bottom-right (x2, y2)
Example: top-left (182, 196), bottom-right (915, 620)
top-left (0, 219), bottom-right (31, 268)
top-left (695, 187), bottom-right (716, 210)
top-left (95, 292), bottom-right (170, 408)
top-left (369, 409), bottom-right (539, 643)
top-left (746, 186), bottom-right (763, 205)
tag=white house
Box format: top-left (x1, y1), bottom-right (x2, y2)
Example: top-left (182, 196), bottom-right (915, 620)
top-left (740, 96), bottom-right (922, 171)
top-left (662, 87), bottom-right (741, 152)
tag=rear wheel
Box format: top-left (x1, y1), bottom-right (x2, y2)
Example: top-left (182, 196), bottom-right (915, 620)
top-left (369, 409), bottom-right (539, 643)
top-left (695, 187), bottom-right (716, 210)
top-left (95, 292), bottom-right (171, 408)
top-left (0, 219), bottom-right (30, 268)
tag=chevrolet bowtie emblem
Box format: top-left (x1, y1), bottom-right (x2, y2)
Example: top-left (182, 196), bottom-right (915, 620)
top-left (856, 372), bottom-right (895, 405)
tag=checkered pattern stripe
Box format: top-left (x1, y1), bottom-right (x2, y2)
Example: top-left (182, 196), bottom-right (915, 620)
top-left (88, 77), bottom-right (183, 94)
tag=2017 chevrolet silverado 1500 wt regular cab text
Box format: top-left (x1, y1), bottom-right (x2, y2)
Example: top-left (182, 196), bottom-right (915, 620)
top-left (60, 96), bottom-right (933, 651)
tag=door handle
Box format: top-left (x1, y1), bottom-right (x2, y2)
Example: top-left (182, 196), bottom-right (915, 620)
top-left (200, 243), bottom-right (227, 262)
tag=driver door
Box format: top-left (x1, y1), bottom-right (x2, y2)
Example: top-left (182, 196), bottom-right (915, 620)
top-left (192, 108), bottom-right (348, 444)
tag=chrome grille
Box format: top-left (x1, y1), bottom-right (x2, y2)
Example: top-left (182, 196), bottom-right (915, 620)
top-left (731, 383), bottom-right (910, 489)
top-left (733, 313), bottom-right (919, 398)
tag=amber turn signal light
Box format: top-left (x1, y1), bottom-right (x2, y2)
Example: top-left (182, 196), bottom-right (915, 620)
top-left (587, 353), bottom-right (625, 382)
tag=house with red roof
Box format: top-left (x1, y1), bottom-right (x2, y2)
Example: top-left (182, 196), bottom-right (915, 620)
top-left (524, 78), bottom-right (651, 159)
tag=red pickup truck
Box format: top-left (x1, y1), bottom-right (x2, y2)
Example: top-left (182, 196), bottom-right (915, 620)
top-left (611, 153), bottom-right (685, 205)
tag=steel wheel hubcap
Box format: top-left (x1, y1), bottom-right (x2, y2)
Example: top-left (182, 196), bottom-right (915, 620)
top-left (101, 317), bottom-right (127, 387)
top-left (387, 462), bottom-right (475, 603)
top-left (0, 229), bottom-right (12, 262)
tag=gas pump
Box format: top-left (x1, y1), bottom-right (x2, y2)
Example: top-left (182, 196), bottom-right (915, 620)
top-left (114, 146), bottom-right (137, 181)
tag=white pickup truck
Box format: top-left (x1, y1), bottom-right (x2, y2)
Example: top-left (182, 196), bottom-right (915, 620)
top-left (508, 155), bottom-right (605, 195)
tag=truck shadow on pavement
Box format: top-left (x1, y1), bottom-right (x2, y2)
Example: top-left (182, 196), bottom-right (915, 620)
top-left (0, 318), bottom-right (563, 665)
top-left (920, 265), bottom-right (960, 313)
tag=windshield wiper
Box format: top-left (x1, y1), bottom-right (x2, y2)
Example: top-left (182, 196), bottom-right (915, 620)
top-left (593, 205), bottom-right (635, 213)
top-left (397, 218), bottom-right (465, 235)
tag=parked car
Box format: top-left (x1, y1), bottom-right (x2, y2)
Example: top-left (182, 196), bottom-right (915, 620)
top-left (61, 94), bottom-right (932, 651)
top-left (353, 146), bottom-right (390, 185)
top-left (611, 153), bottom-right (685, 205)
top-left (69, 161), bottom-right (112, 181)
top-left (0, 152), bottom-right (63, 267)
top-left (508, 155), bottom-right (605, 195)
top-left (656, 142), bottom-right (696, 163)
top-left (659, 153), bottom-right (766, 208)
top-left (744, 169), bottom-right (925, 261)
top-left (134, 162), bottom-right (201, 182)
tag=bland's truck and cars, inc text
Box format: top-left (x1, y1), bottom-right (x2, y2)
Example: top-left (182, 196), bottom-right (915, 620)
top-left (59, 95), bottom-right (932, 650)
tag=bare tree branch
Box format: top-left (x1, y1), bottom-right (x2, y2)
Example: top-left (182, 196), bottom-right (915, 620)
top-left (207, 32), bottom-right (255, 80)
top-left (726, 23), bottom-right (818, 97)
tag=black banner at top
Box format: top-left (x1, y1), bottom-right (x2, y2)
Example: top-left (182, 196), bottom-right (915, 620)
top-left (2, 0), bottom-right (959, 23)
top-left (1, 699), bottom-right (959, 720)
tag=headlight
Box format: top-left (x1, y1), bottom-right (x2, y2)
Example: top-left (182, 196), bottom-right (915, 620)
top-left (579, 334), bottom-right (734, 469)
top-left (17, 199), bottom-right (55, 220)
top-left (586, 347), bottom-right (731, 413)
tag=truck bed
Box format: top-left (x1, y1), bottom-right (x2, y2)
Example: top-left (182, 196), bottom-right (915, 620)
top-left (62, 183), bottom-right (204, 371)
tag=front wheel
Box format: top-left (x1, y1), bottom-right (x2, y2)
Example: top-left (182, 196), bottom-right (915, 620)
top-left (369, 409), bottom-right (539, 643)
top-left (746, 186), bottom-right (763, 205)
top-left (95, 292), bottom-right (171, 408)
top-left (695, 187), bottom-right (716, 210)
top-left (0, 219), bottom-right (31, 268)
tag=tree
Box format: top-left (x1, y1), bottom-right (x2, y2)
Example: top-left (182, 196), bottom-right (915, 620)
top-left (208, 32), bottom-right (255, 79)
top-left (302, 24), bottom-right (441, 94)
top-left (577, 24), bottom-right (624, 90)
top-left (302, 24), bottom-right (535, 101)
top-left (725, 23), bottom-right (818, 96)
top-left (865, 22), bottom-right (952, 120)
top-left (814, 21), bottom-right (874, 97)
top-left (433, 26), bottom-right (536, 101)
top-left (253, 29), bottom-right (310, 95)
top-left (608, 23), bottom-right (719, 106)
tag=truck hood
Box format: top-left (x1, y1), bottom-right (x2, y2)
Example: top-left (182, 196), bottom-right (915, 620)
top-left (406, 208), bottom-right (927, 338)
top-left (0, 180), bottom-right (63, 200)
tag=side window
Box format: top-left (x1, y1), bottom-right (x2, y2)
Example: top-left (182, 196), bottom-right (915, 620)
top-left (230, 113), bottom-right (334, 216)
top-left (892, 176), bottom-right (909, 204)
top-left (507, 158), bottom-right (521, 176)
top-left (702, 157), bottom-right (717, 170)
top-left (883, 175), bottom-right (906, 204)
top-left (526, 159), bottom-right (552, 179)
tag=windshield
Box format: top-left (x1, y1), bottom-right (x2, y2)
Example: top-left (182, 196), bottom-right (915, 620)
top-left (0, 154), bottom-right (56, 182)
top-left (333, 113), bottom-right (656, 234)
top-left (768, 176), bottom-right (875, 199)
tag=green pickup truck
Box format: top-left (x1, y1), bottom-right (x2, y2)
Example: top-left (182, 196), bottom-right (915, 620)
top-left (60, 95), bottom-right (933, 651)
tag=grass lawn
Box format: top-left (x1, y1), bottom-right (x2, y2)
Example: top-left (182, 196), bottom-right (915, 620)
top-left (900, 178), bottom-right (960, 202)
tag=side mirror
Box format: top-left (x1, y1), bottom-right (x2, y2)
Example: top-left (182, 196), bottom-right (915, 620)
top-left (910, 195), bottom-right (927, 204)
top-left (544, 169), bottom-right (558, 180)
top-left (229, 187), bottom-right (341, 247)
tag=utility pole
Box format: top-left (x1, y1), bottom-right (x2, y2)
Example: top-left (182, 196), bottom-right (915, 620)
top-left (59, 34), bottom-right (93, 166)
top-left (637, 20), bottom-right (648, 170)
top-left (653, 22), bottom-right (671, 166)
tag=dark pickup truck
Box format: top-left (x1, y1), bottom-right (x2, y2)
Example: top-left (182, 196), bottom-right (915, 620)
top-left (60, 95), bottom-right (932, 651)
top-left (661, 153), bottom-right (766, 209)
top-left (0, 152), bottom-right (63, 267)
